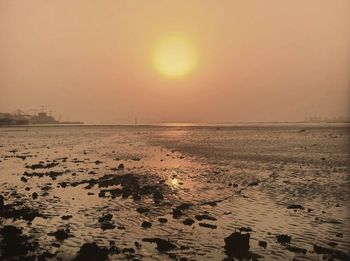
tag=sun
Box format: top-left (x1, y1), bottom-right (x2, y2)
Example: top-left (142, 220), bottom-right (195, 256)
top-left (152, 33), bottom-right (197, 78)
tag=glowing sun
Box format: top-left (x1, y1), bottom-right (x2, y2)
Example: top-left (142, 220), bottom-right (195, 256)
top-left (152, 34), bottom-right (197, 78)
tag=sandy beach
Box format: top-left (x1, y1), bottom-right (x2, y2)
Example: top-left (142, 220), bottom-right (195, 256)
top-left (0, 124), bottom-right (349, 260)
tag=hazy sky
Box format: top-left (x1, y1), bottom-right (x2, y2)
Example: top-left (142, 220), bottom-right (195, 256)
top-left (0, 0), bottom-right (349, 124)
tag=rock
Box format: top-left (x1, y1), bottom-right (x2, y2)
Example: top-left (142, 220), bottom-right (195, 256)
top-left (117, 163), bottom-right (124, 170)
top-left (286, 245), bottom-right (307, 254)
top-left (248, 181), bottom-right (260, 187)
top-left (142, 238), bottom-right (176, 252)
top-left (287, 204), bottom-right (304, 210)
top-left (61, 215), bottom-right (73, 220)
top-left (0, 204), bottom-right (43, 221)
top-left (95, 160), bottom-right (103, 165)
top-left (0, 225), bottom-right (38, 258)
top-left (276, 234), bottom-right (291, 244)
top-left (313, 244), bottom-right (349, 260)
top-left (159, 218), bottom-right (168, 224)
top-left (98, 213), bottom-right (113, 223)
top-left (182, 218), bottom-right (195, 226)
top-left (74, 243), bottom-right (108, 261)
top-left (32, 192), bottom-right (38, 200)
top-left (136, 207), bottom-right (149, 214)
top-left (258, 240), bottom-right (267, 248)
top-left (101, 222), bottom-right (115, 230)
top-left (195, 214), bottom-right (217, 221)
top-left (199, 223), bottom-right (217, 229)
top-left (141, 221), bottom-right (152, 228)
top-left (122, 247), bottom-right (135, 253)
top-left (20, 176), bottom-right (28, 182)
top-left (0, 194), bottom-right (4, 209)
top-left (59, 182), bottom-right (67, 188)
top-left (26, 162), bottom-right (59, 170)
top-left (177, 203), bottom-right (193, 210)
top-left (224, 232), bottom-right (250, 259)
top-left (48, 228), bottom-right (71, 241)
top-left (52, 242), bottom-right (60, 248)
top-left (172, 208), bottom-right (183, 219)
top-left (153, 191), bottom-right (164, 201)
top-left (239, 227), bottom-right (252, 232)
top-left (327, 242), bottom-right (338, 247)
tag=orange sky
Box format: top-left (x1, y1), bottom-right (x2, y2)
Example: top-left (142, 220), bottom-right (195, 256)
top-left (0, 0), bottom-right (349, 124)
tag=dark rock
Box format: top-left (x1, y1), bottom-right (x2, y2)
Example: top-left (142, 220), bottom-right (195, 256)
top-left (182, 218), bottom-right (195, 226)
top-left (98, 213), bottom-right (113, 223)
top-left (0, 194), bottom-right (4, 209)
top-left (141, 221), bottom-right (152, 228)
top-left (32, 192), bottom-right (38, 200)
top-left (286, 245), bottom-right (307, 254)
top-left (52, 242), bottom-right (61, 248)
top-left (195, 214), bottom-right (217, 221)
top-left (172, 208), bottom-right (183, 219)
top-left (239, 227), bottom-right (252, 232)
top-left (159, 218), bottom-right (168, 223)
top-left (287, 204), bottom-right (304, 210)
top-left (258, 240), bottom-right (267, 248)
top-left (202, 200), bottom-right (222, 207)
top-left (199, 223), bottom-right (217, 229)
top-left (61, 215), bottom-right (73, 220)
top-left (74, 243), bottom-right (108, 261)
top-left (153, 191), bottom-right (164, 201)
top-left (248, 181), bottom-right (260, 186)
top-left (313, 244), bottom-right (349, 260)
top-left (224, 232), bottom-right (250, 259)
top-left (20, 176), bottom-right (28, 182)
top-left (0, 225), bottom-right (38, 258)
top-left (136, 207), bottom-right (149, 214)
top-left (117, 163), bottom-right (124, 170)
top-left (122, 247), bottom-right (135, 253)
top-left (48, 228), bottom-right (71, 241)
top-left (101, 222), bottom-right (115, 230)
top-left (177, 203), bottom-right (193, 210)
top-left (26, 162), bottom-right (59, 170)
top-left (0, 204), bottom-right (43, 221)
top-left (327, 242), bottom-right (338, 247)
top-left (132, 194), bottom-right (141, 201)
top-left (59, 182), bottom-right (67, 188)
top-left (142, 238), bottom-right (176, 252)
top-left (276, 234), bottom-right (291, 244)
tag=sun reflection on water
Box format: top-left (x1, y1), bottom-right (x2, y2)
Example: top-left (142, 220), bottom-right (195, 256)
top-left (170, 177), bottom-right (179, 188)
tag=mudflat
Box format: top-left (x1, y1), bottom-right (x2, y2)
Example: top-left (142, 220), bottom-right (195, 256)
top-left (0, 124), bottom-right (349, 260)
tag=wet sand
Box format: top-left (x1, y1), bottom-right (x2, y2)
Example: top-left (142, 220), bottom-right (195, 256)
top-left (0, 125), bottom-right (349, 260)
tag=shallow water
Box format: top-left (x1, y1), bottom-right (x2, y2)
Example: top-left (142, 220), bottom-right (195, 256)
top-left (0, 125), bottom-right (349, 260)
